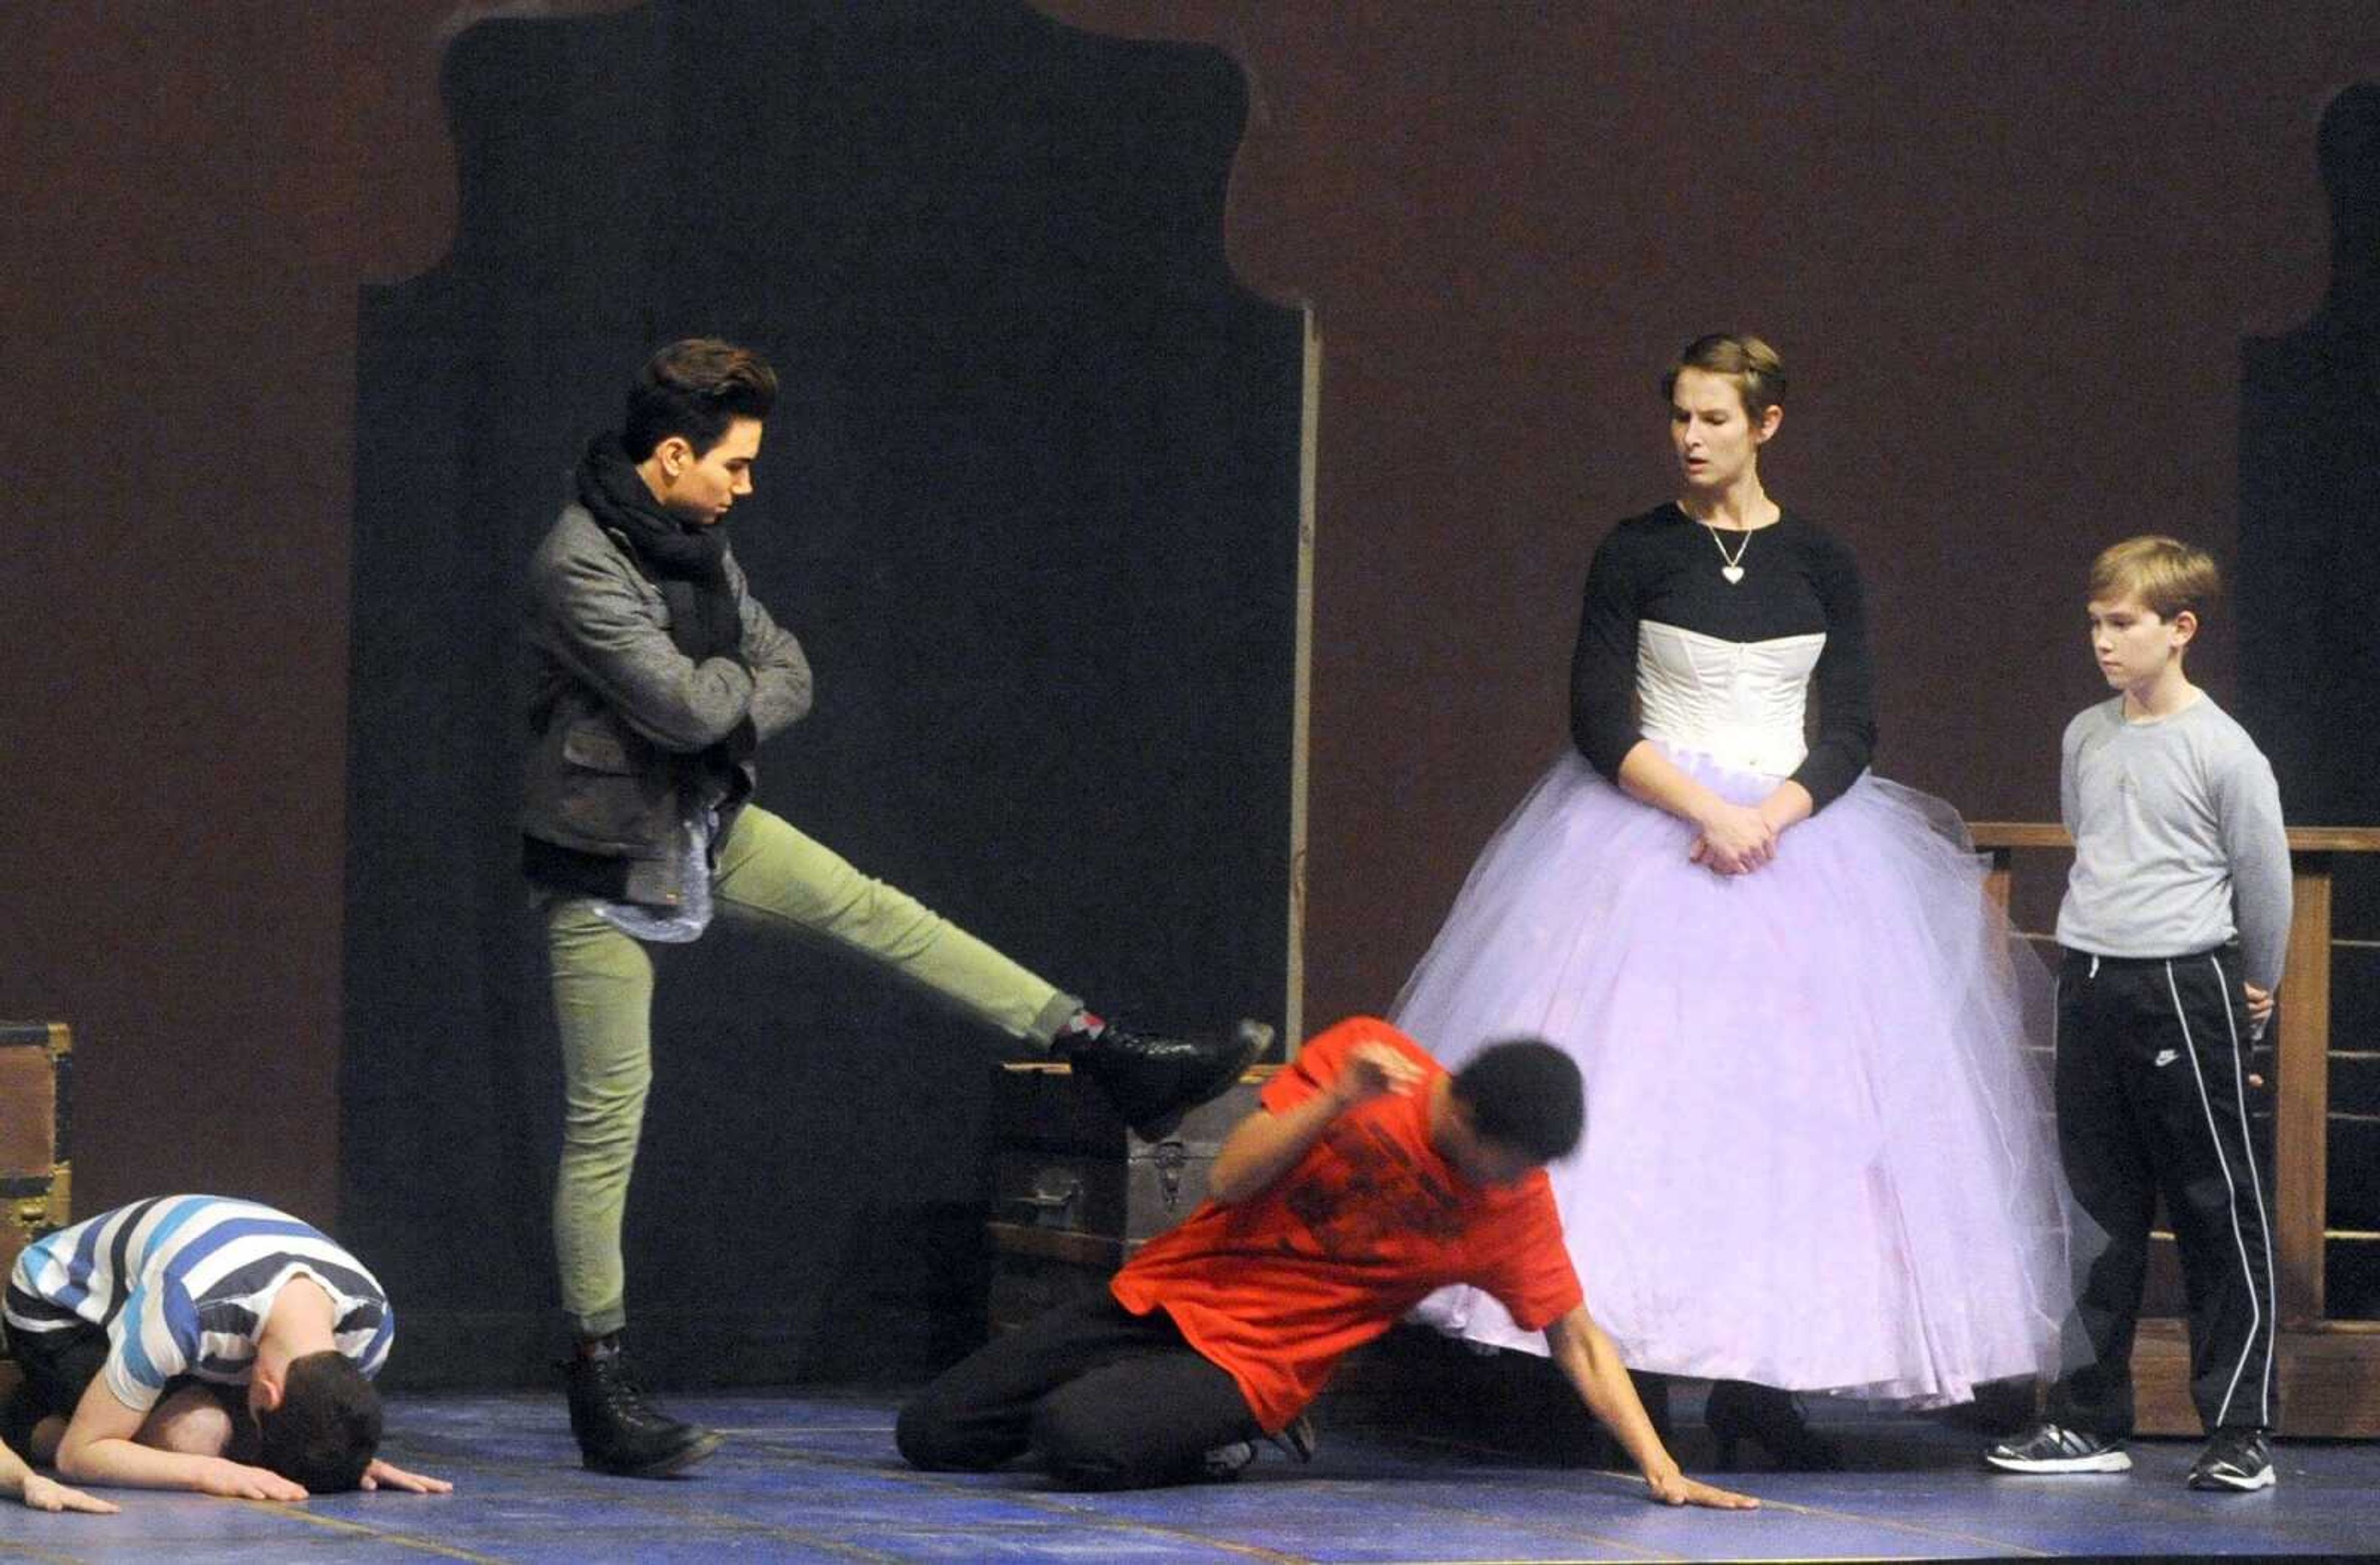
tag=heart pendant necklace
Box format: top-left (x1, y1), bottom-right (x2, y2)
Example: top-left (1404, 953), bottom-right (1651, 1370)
top-left (1703, 521), bottom-right (1751, 585)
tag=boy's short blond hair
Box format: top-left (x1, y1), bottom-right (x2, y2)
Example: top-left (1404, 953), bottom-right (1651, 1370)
top-left (2089, 536), bottom-right (2221, 622)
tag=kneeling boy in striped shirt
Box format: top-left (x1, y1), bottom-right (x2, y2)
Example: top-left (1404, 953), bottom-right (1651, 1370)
top-left (3, 1194), bottom-right (449, 1501)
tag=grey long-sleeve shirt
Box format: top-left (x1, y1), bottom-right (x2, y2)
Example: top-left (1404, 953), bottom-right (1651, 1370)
top-left (2055, 692), bottom-right (2292, 990)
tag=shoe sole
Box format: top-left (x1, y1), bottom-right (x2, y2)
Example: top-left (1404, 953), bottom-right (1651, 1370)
top-left (2188, 1467), bottom-right (2276, 1492)
top-left (1984, 1450), bottom-right (2132, 1474)
top-left (1130, 1021), bottom-right (1272, 1141)
top-left (1267, 1413), bottom-right (1318, 1464)
top-left (584, 1429), bottom-right (726, 1479)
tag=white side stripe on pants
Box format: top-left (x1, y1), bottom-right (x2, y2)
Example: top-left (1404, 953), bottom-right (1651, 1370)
top-left (2210, 952), bottom-right (2279, 1427)
top-left (2163, 958), bottom-right (2275, 1430)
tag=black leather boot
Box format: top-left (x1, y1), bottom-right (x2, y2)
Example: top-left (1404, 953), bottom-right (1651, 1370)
top-left (1703, 1378), bottom-right (1844, 1471)
top-left (1057, 1018), bottom-right (1271, 1140)
top-left (565, 1336), bottom-right (725, 1478)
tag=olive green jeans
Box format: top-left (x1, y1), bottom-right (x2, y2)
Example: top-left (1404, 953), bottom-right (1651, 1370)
top-left (546, 804), bottom-right (1082, 1336)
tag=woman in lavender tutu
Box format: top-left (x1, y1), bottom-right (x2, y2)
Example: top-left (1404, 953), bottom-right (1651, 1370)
top-left (1397, 334), bottom-right (2076, 1467)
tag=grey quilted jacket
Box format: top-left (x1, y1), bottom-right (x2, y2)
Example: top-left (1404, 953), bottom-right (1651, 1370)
top-left (521, 503), bottom-right (813, 906)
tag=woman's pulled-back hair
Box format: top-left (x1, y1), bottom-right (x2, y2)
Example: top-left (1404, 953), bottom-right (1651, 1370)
top-left (1660, 333), bottom-right (1787, 420)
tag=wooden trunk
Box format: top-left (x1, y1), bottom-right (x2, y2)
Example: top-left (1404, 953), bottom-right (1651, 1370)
top-left (985, 1062), bottom-right (1270, 1334)
top-left (0, 1022), bottom-right (75, 1394)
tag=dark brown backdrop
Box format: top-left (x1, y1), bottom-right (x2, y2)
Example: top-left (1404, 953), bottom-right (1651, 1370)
top-left (3, 0), bottom-right (2373, 1235)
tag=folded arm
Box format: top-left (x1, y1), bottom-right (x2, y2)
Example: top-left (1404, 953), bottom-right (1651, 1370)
top-left (536, 547), bottom-right (758, 754)
top-left (55, 1375), bottom-right (304, 1501)
top-left (731, 557), bottom-right (813, 743)
top-left (1207, 1043), bottom-right (1423, 1206)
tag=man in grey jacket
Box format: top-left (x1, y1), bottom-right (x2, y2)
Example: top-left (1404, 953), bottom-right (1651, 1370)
top-left (523, 339), bottom-right (1264, 1479)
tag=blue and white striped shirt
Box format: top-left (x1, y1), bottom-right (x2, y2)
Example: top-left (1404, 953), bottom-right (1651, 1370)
top-left (4, 1196), bottom-right (393, 1412)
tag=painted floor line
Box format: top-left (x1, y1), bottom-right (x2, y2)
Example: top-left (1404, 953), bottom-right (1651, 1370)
top-left (0, 1538), bottom-right (90, 1565)
top-left (1276, 1473), bottom-right (1686, 1563)
top-left (251, 1500), bottom-right (511, 1563)
top-left (729, 1440), bottom-right (1320, 1564)
top-left (1383, 1431), bottom-right (2044, 1561)
top-left (1973, 1463), bottom-right (2353, 1550)
top-left (1670, 1487), bottom-right (2054, 1558)
top-left (391, 1432), bottom-right (1315, 1565)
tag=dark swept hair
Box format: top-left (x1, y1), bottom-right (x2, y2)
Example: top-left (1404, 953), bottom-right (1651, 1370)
top-left (621, 338), bottom-right (780, 461)
top-left (1450, 1039), bottom-right (1584, 1163)
top-left (257, 1351), bottom-right (383, 1493)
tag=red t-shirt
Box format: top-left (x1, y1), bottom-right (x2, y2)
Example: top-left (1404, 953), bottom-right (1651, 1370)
top-left (1109, 1016), bottom-right (1583, 1432)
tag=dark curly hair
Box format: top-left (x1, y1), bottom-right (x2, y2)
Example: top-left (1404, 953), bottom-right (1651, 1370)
top-left (1450, 1038), bottom-right (1584, 1163)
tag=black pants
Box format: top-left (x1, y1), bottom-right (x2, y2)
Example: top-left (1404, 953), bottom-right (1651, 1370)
top-left (0, 1321), bottom-right (245, 1455)
top-left (2047, 947), bottom-right (2279, 1437)
top-left (0, 1322), bottom-right (108, 1452)
top-left (896, 1295), bottom-right (1261, 1489)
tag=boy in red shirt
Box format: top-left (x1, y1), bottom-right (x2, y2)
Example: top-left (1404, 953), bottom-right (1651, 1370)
top-left (899, 1017), bottom-right (1755, 1506)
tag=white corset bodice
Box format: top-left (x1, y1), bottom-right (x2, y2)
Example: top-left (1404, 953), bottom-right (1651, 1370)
top-left (1635, 620), bottom-right (1825, 777)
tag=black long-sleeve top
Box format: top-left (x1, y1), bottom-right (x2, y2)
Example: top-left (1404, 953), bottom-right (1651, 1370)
top-left (1567, 503), bottom-right (1877, 813)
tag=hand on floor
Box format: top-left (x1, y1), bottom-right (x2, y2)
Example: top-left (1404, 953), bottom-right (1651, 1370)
top-left (17, 1472), bottom-right (118, 1514)
top-left (1647, 1469), bottom-right (1760, 1509)
top-left (360, 1457), bottom-right (452, 1494)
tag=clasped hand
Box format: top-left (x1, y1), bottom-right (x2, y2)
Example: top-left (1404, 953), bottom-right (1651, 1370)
top-left (1688, 801), bottom-right (1777, 876)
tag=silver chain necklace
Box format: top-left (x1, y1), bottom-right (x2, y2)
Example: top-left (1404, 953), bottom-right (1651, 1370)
top-left (1702, 522), bottom-right (1751, 584)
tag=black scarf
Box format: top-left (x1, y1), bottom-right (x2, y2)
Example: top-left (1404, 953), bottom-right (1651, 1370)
top-left (575, 434), bottom-right (744, 661)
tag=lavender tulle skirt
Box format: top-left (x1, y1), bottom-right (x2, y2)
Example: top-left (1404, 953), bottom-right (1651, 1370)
top-left (1397, 747), bottom-right (2078, 1406)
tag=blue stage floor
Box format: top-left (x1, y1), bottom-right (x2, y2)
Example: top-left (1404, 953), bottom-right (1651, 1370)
top-left (0, 1390), bottom-right (2373, 1562)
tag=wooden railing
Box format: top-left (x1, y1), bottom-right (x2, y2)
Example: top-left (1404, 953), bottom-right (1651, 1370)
top-left (1970, 823), bottom-right (2380, 1435)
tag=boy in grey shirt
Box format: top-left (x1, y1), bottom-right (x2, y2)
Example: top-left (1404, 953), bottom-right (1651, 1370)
top-left (1988, 537), bottom-right (2288, 1492)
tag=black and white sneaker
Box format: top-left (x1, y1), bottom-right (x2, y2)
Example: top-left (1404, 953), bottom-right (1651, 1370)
top-left (1200, 1440), bottom-right (1258, 1481)
top-left (1983, 1421), bottom-right (2132, 1474)
top-left (1202, 1413), bottom-right (1318, 1481)
top-left (2187, 1428), bottom-right (2275, 1491)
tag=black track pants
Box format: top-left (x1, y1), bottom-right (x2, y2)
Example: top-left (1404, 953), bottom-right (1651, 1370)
top-left (896, 1295), bottom-right (1262, 1489)
top-left (2047, 946), bottom-right (2280, 1438)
